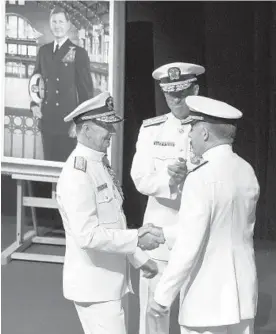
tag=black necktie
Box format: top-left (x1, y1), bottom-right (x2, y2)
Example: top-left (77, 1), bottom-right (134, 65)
top-left (54, 44), bottom-right (59, 54)
top-left (102, 155), bottom-right (124, 200)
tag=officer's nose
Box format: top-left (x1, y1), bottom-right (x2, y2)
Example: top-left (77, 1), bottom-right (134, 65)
top-left (174, 97), bottom-right (181, 104)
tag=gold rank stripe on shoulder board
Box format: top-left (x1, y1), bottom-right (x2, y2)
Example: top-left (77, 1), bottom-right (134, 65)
top-left (188, 160), bottom-right (208, 174)
top-left (154, 141), bottom-right (175, 147)
top-left (143, 115), bottom-right (168, 127)
top-left (74, 156), bottom-right (87, 172)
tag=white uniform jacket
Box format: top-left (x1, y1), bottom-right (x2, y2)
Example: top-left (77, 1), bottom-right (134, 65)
top-left (56, 143), bottom-right (148, 303)
top-left (154, 145), bottom-right (260, 327)
top-left (131, 112), bottom-right (194, 261)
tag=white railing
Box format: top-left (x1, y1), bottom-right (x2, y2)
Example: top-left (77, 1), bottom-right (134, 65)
top-left (4, 114), bottom-right (44, 160)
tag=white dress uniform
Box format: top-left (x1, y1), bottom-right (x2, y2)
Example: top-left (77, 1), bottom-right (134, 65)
top-left (154, 97), bottom-right (260, 334)
top-left (131, 112), bottom-right (192, 261)
top-left (56, 92), bottom-right (148, 334)
top-left (131, 62), bottom-right (205, 334)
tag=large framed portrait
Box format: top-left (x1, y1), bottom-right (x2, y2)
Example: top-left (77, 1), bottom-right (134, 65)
top-left (2, 0), bottom-right (125, 178)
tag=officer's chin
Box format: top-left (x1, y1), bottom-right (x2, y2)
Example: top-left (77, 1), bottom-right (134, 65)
top-left (171, 106), bottom-right (189, 120)
top-left (53, 32), bottom-right (65, 38)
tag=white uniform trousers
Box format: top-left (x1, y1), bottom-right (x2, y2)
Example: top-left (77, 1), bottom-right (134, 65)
top-left (74, 299), bottom-right (126, 334)
top-left (180, 319), bottom-right (254, 334)
top-left (139, 259), bottom-right (179, 334)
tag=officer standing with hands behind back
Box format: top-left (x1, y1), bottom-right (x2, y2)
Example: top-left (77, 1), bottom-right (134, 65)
top-left (131, 62), bottom-right (205, 334)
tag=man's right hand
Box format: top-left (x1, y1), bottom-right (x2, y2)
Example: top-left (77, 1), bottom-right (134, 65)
top-left (31, 105), bottom-right (43, 119)
top-left (138, 224), bottom-right (165, 250)
top-left (168, 158), bottom-right (187, 187)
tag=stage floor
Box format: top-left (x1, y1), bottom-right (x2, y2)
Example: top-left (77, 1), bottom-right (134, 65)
top-left (1, 216), bottom-right (276, 334)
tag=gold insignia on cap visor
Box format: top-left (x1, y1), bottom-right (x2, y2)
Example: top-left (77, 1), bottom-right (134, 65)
top-left (95, 113), bottom-right (123, 123)
top-left (160, 77), bottom-right (197, 92)
top-left (64, 91), bottom-right (115, 123)
top-left (152, 62), bottom-right (205, 81)
top-left (81, 110), bottom-right (115, 121)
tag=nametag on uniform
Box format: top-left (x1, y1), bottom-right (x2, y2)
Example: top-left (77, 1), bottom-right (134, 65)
top-left (74, 156), bottom-right (87, 172)
top-left (62, 46), bottom-right (76, 63)
top-left (97, 183), bottom-right (108, 192)
top-left (154, 141), bottom-right (175, 147)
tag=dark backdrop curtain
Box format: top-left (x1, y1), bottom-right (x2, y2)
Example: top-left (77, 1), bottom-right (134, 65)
top-left (123, 22), bottom-right (155, 228)
top-left (203, 2), bottom-right (276, 240)
top-left (123, 1), bottom-right (276, 240)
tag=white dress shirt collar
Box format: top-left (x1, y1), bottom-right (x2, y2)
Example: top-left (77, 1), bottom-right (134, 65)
top-left (203, 144), bottom-right (233, 161)
top-left (74, 142), bottom-right (106, 162)
top-left (53, 37), bottom-right (68, 51)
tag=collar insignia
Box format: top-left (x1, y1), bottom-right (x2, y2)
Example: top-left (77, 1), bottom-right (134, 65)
top-left (97, 183), bottom-right (108, 192)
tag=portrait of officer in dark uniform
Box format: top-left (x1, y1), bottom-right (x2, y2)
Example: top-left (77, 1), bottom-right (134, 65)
top-left (30, 6), bottom-right (93, 162)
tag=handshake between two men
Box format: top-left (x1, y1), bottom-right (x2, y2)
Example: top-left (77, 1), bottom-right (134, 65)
top-left (136, 158), bottom-right (187, 250)
top-left (136, 158), bottom-right (187, 252)
top-left (134, 158), bottom-right (187, 279)
top-left (135, 223), bottom-right (165, 279)
top-left (138, 223), bottom-right (165, 251)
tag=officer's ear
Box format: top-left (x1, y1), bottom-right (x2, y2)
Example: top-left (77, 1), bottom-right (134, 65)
top-left (201, 125), bottom-right (209, 142)
top-left (192, 84), bottom-right (199, 96)
top-left (81, 122), bottom-right (91, 138)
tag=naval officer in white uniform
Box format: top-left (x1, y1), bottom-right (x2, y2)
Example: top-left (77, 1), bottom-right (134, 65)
top-left (56, 92), bottom-right (165, 334)
top-left (149, 96), bottom-right (260, 334)
top-left (130, 62), bottom-right (205, 334)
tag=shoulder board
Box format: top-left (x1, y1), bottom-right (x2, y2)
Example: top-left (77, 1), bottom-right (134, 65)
top-left (188, 160), bottom-right (208, 174)
top-left (181, 115), bottom-right (204, 125)
top-left (181, 117), bottom-right (193, 125)
top-left (143, 115), bottom-right (168, 127)
top-left (74, 156), bottom-right (87, 173)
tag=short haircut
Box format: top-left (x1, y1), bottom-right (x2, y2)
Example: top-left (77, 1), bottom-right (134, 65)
top-left (50, 6), bottom-right (70, 21)
top-left (204, 121), bottom-right (237, 144)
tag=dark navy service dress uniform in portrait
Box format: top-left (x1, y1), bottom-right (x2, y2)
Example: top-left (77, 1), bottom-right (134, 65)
top-left (31, 38), bottom-right (93, 162)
